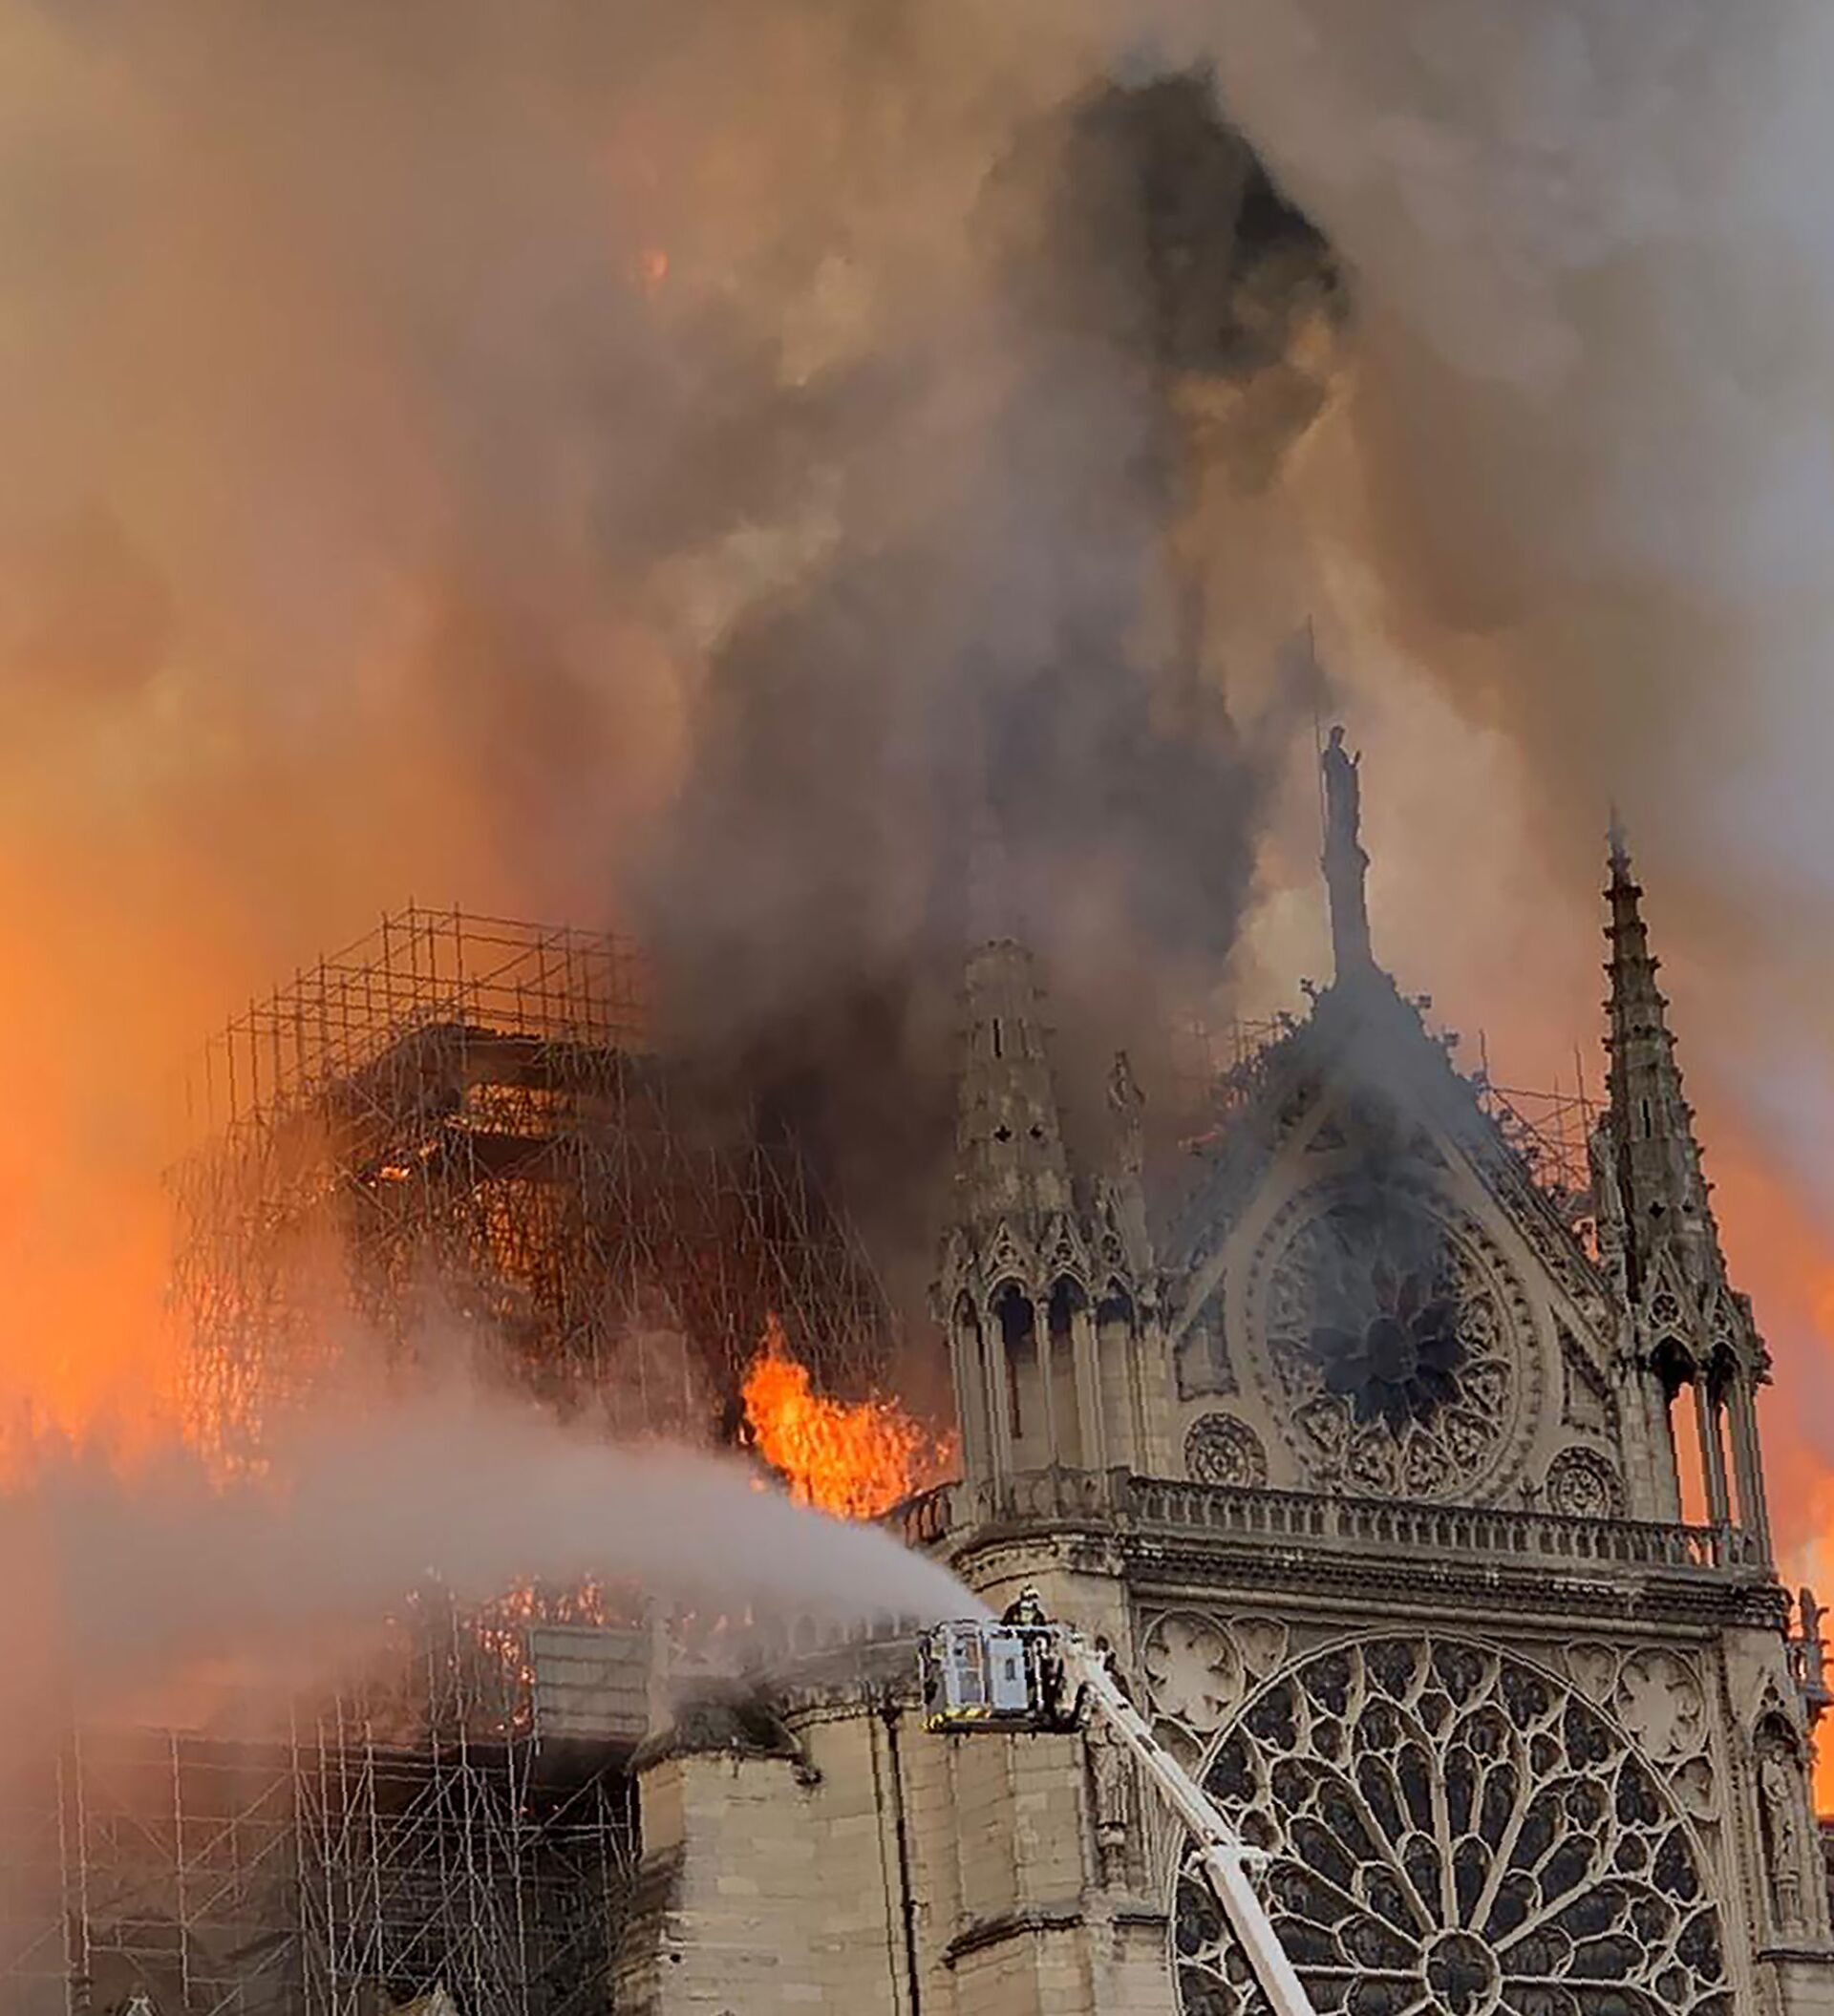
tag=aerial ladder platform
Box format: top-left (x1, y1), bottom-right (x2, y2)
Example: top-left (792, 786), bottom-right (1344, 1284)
top-left (919, 1616), bottom-right (1316, 2016)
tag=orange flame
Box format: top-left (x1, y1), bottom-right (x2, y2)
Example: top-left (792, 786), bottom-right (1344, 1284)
top-left (740, 1313), bottom-right (947, 1520)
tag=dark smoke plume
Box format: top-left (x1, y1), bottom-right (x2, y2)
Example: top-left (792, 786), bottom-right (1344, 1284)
top-left (641, 72), bottom-right (1339, 1280)
top-left (0, 4), bottom-right (1344, 1428)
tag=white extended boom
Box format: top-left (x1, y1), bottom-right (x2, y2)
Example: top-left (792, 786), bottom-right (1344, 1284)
top-left (919, 1618), bottom-right (1315, 2016)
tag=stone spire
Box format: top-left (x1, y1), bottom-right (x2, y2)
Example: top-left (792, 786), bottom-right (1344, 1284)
top-left (1321, 724), bottom-right (1376, 981)
top-left (1600, 818), bottom-right (1771, 1555)
top-left (1602, 817), bottom-right (1724, 1300)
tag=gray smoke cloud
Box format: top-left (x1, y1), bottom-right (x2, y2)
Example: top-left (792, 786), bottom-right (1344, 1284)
top-left (0, 1378), bottom-right (974, 1737)
top-left (639, 62), bottom-right (1339, 1260)
top-left (1106, 0), bottom-right (1834, 1514)
top-left (1122, 0), bottom-right (1834, 988)
top-left (0, 4), bottom-right (1341, 1382)
top-left (9, 3), bottom-right (1834, 1506)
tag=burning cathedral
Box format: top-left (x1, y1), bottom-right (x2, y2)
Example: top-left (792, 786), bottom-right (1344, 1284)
top-left (9, 733), bottom-right (1834, 2016)
top-left (611, 737), bottom-right (1834, 2016)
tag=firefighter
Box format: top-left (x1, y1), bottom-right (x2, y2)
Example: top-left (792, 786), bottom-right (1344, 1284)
top-left (999, 1585), bottom-right (1070, 1725)
top-left (1001, 1583), bottom-right (1047, 1627)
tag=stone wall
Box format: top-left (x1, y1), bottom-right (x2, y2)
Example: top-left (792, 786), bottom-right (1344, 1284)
top-left (616, 1640), bottom-right (1169, 2016)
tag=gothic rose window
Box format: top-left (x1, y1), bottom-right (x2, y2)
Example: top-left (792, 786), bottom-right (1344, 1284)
top-left (1173, 1636), bottom-right (1730, 2016)
top-left (1260, 1184), bottom-right (1520, 1500)
top-left (1309, 1209), bottom-right (1465, 1432)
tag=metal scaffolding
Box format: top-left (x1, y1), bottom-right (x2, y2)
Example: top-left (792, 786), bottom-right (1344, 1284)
top-left (1177, 1008), bottom-right (1600, 1240)
top-left (0, 1601), bottom-right (640, 2016)
top-left (170, 904), bottom-right (899, 1467)
top-left (1472, 1072), bottom-right (1599, 1236)
top-left (7, 902), bottom-right (906, 2016)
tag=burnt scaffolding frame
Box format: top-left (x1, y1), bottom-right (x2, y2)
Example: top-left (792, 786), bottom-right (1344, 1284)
top-left (288, 1597), bottom-right (639, 2016)
top-left (0, 1725), bottom-right (301, 2016)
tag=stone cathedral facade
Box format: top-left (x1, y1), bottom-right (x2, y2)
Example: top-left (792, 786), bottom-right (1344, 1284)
top-left (615, 745), bottom-right (1834, 2016)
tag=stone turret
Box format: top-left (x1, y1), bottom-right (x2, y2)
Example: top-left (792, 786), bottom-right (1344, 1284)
top-left (1601, 819), bottom-right (1771, 1556)
top-left (935, 938), bottom-right (1170, 1500)
top-left (952, 937), bottom-right (1075, 1241)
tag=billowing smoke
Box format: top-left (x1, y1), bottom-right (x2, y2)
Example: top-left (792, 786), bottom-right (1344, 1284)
top-left (0, 1375), bottom-right (975, 1740)
top-left (1120, 1), bottom-right (1834, 830)
top-left (0, 0), bottom-right (1342, 1435)
top-left (640, 62), bottom-right (1339, 1259)
top-left (1098, 3), bottom-right (1834, 1521)
top-left (8, 0), bottom-right (1834, 1638)
top-left (0, 8), bottom-right (1345, 1786)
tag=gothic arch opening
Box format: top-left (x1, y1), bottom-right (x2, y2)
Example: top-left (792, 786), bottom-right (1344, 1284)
top-left (993, 1283), bottom-right (1034, 1442)
top-left (1047, 1275), bottom-right (1086, 1467)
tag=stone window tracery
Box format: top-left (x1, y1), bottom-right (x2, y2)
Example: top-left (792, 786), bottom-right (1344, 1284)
top-left (1545, 1447), bottom-right (1626, 1521)
top-left (1173, 1636), bottom-right (1731, 2016)
top-left (1185, 1412), bottom-right (1269, 1489)
top-left (1255, 1182), bottom-right (1529, 1501)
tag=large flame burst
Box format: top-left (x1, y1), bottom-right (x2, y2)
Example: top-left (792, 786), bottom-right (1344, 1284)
top-left (741, 1314), bottom-right (949, 1520)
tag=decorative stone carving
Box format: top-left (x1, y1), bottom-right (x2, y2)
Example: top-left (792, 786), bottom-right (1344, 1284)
top-left (1565, 1643), bottom-right (1620, 1704)
top-left (1252, 1178), bottom-right (1532, 1502)
top-left (1087, 1718), bottom-right (1136, 1888)
top-left (1307, 1116), bottom-right (1348, 1154)
top-left (1756, 1714), bottom-right (1811, 1935)
top-left (1558, 1326), bottom-right (1614, 1435)
top-left (1546, 1445), bottom-right (1627, 1521)
top-left (1174, 1635), bottom-right (1731, 2015)
top-left (1790, 1586), bottom-right (1830, 1718)
top-left (1184, 1412), bottom-right (1268, 1490)
top-left (1143, 1615), bottom-right (1243, 1739)
top-left (1084, 1636), bottom-right (1141, 1890)
top-left (1230, 1617), bottom-right (1289, 1683)
top-left (1614, 1649), bottom-right (1706, 1762)
top-left (1109, 1050), bottom-right (1144, 1177)
top-left (1562, 1647), bottom-right (1715, 1820)
top-left (1672, 1754), bottom-right (1717, 1822)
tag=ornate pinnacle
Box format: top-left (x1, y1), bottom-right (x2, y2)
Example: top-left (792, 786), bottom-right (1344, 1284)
top-left (1599, 819), bottom-right (1723, 1301)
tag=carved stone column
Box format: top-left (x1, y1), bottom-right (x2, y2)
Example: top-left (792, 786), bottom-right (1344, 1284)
top-left (1695, 1376), bottom-right (1733, 1527)
top-left (949, 1298), bottom-right (989, 1487)
top-left (1726, 1373), bottom-right (1773, 1560)
top-left (1072, 1300), bottom-right (1109, 1475)
top-left (984, 1294), bottom-right (1017, 1493)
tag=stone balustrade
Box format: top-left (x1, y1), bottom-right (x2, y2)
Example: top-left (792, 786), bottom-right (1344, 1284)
top-left (892, 1467), bottom-right (1766, 1575)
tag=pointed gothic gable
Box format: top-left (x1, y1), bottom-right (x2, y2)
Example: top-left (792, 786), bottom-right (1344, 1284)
top-left (1640, 1242), bottom-right (1707, 1355)
top-left (1037, 1210), bottom-right (1092, 1287)
top-left (934, 1224), bottom-right (971, 1308)
top-left (1161, 974), bottom-right (1630, 1512)
top-left (1092, 1202), bottom-right (1131, 1277)
top-left (1083, 1174), bottom-right (1148, 1287)
top-left (982, 1216), bottom-right (1033, 1292)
